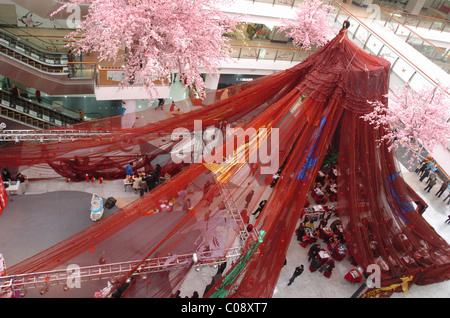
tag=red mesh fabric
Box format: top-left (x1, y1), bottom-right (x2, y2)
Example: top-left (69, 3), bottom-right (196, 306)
top-left (206, 29), bottom-right (450, 298)
top-left (2, 29), bottom-right (449, 298)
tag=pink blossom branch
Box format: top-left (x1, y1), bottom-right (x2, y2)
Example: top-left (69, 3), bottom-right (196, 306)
top-left (52, 0), bottom-right (240, 98)
top-left (362, 82), bottom-right (450, 166)
top-left (278, 0), bottom-right (334, 50)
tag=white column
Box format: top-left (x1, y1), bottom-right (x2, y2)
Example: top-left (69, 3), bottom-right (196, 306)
top-left (204, 74), bottom-right (220, 92)
top-left (121, 99), bottom-right (137, 129)
top-left (405, 0), bottom-right (426, 15)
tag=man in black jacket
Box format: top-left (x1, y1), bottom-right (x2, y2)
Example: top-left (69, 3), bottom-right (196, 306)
top-left (287, 265), bottom-right (304, 286)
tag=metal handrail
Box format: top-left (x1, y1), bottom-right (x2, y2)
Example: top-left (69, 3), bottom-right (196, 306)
top-left (373, 2), bottom-right (450, 32)
top-left (379, 8), bottom-right (450, 57)
top-left (329, 0), bottom-right (449, 96)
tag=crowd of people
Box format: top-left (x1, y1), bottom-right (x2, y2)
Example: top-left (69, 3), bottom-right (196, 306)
top-left (125, 162), bottom-right (162, 196)
top-left (284, 164), bottom-right (346, 286)
top-left (125, 162), bottom-right (195, 215)
top-left (415, 158), bottom-right (450, 206)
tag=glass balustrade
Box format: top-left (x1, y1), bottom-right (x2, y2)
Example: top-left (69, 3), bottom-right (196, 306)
top-left (328, 1), bottom-right (442, 92)
top-left (229, 44), bottom-right (315, 62)
top-left (67, 62), bottom-right (97, 79)
top-left (0, 27), bottom-right (67, 66)
top-left (373, 0), bottom-right (450, 32)
top-left (0, 17), bottom-right (67, 53)
top-left (244, 0), bottom-right (450, 73)
top-left (375, 8), bottom-right (450, 73)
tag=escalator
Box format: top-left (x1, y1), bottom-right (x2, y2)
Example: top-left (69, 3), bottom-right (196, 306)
top-left (0, 89), bottom-right (79, 130)
top-left (0, 28), bottom-right (94, 95)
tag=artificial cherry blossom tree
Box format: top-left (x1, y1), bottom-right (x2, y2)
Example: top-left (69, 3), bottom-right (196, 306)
top-left (361, 82), bottom-right (450, 166)
top-left (52, 0), bottom-right (240, 98)
top-left (279, 0), bottom-right (334, 50)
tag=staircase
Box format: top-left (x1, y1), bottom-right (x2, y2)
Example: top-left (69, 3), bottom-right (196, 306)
top-left (0, 28), bottom-right (94, 95)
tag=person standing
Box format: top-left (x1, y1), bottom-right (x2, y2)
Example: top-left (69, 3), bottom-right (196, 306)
top-left (424, 178), bottom-right (437, 192)
top-left (139, 174), bottom-right (147, 196)
top-left (156, 98), bottom-right (164, 110)
top-left (419, 168), bottom-right (430, 182)
top-left (77, 109), bottom-right (84, 122)
top-left (415, 159), bottom-right (427, 174)
top-left (426, 170), bottom-right (436, 184)
top-left (287, 265), bottom-right (304, 286)
top-left (125, 162), bottom-right (134, 176)
top-left (252, 200), bottom-right (267, 219)
top-left (35, 89), bottom-right (41, 103)
top-left (67, 50), bottom-right (75, 76)
top-left (443, 192), bottom-right (450, 205)
top-left (244, 190), bottom-right (254, 208)
top-left (1, 76), bottom-right (10, 91)
top-left (445, 215), bottom-right (450, 224)
top-left (9, 84), bottom-right (20, 106)
top-left (436, 180), bottom-right (449, 198)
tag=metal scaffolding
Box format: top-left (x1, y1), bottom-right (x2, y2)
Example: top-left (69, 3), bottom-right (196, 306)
top-left (0, 126), bottom-right (258, 296)
top-left (0, 129), bottom-right (180, 142)
top-left (0, 246), bottom-right (244, 295)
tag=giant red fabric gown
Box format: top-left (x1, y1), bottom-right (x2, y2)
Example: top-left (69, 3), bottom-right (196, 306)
top-left (2, 28), bottom-right (449, 299)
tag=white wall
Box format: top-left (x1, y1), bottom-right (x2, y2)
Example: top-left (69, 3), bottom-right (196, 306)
top-left (94, 85), bottom-right (171, 101)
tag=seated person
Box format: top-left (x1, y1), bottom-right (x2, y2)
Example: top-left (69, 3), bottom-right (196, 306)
top-left (315, 170), bottom-right (326, 185)
top-left (317, 218), bottom-right (328, 231)
top-left (320, 228), bottom-right (334, 241)
top-left (323, 260), bottom-right (335, 278)
top-left (15, 172), bottom-right (25, 182)
top-left (132, 175), bottom-right (143, 192)
top-left (326, 234), bottom-right (339, 250)
top-left (182, 198), bottom-right (192, 212)
top-left (332, 243), bottom-right (347, 261)
top-left (308, 243), bottom-right (321, 262)
top-left (310, 257), bottom-right (323, 272)
top-left (314, 187), bottom-right (324, 196)
top-left (330, 219), bottom-right (341, 232)
top-left (300, 228), bottom-right (318, 247)
top-left (305, 219), bottom-right (315, 229)
top-left (296, 221), bottom-right (306, 241)
top-left (125, 162), bottom-right (134, 176)
top-left (1, 168), bottom-right (11, 181)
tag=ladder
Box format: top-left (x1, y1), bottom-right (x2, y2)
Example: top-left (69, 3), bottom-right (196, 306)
top-left (218, 182), bottom-right (257, 244)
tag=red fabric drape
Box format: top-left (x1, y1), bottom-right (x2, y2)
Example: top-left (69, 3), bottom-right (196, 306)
top-left (3, 29), bottom-right (449, 298)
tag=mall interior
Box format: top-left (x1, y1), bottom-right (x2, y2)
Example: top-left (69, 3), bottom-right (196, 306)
top-left (0, 0), bottom-right (449, 298)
